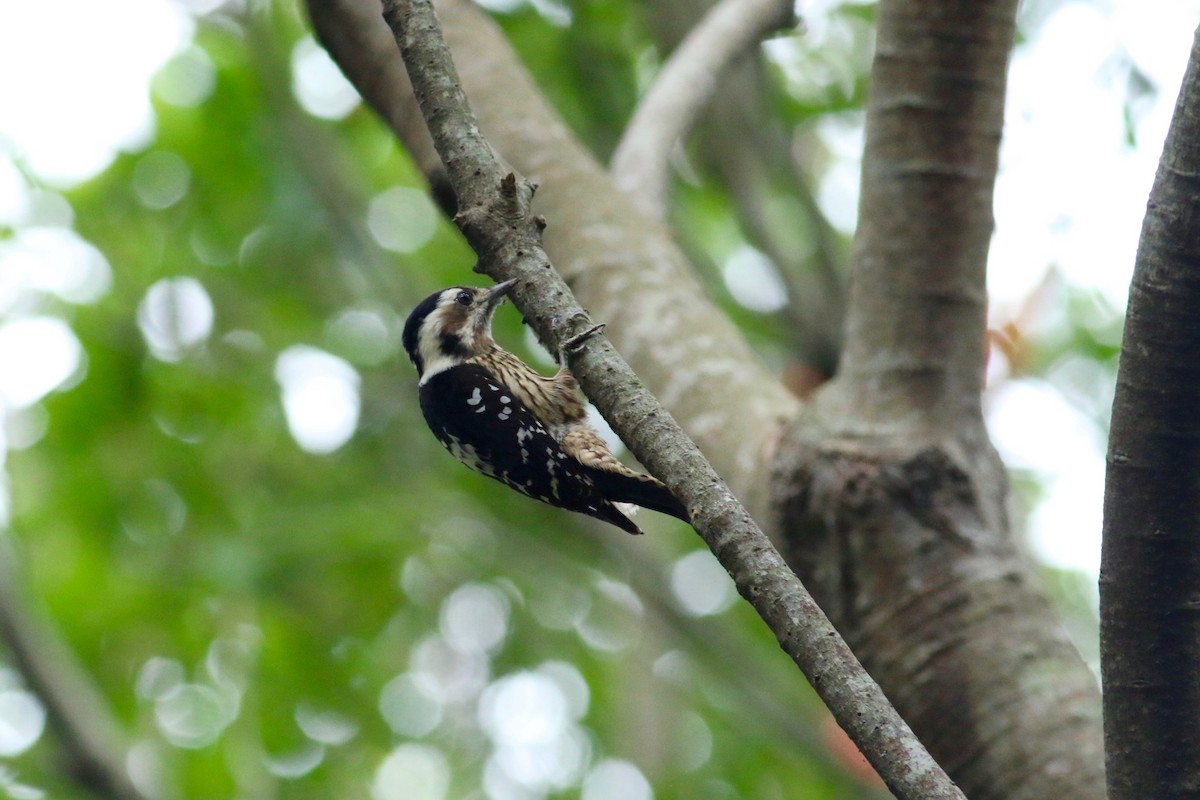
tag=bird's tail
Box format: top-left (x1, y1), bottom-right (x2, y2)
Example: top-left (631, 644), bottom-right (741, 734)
top-left (593, 471), bottom-right (691, 525)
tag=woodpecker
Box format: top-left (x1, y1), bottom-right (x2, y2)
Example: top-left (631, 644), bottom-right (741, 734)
top-left (402, 279), bottom-right (690, 534)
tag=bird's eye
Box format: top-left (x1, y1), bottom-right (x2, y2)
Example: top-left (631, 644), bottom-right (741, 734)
top-left (456, 290), bottom-right (473, 306)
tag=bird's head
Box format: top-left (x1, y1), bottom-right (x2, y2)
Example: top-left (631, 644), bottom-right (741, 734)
top-left (402, 278), bottom-right (518, 381)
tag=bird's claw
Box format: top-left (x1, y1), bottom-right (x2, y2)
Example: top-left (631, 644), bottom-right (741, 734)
top-left (559, 323), bottom-right (606, 362)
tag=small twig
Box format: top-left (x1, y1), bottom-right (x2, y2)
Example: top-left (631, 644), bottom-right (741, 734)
top-left (381, 2), bottom-right (963, 797)
top-left (610, 0), bottom-right (796, 218)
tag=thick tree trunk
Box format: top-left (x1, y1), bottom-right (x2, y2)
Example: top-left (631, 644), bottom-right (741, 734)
top-left (774, 2), bottom-right (1106, 798)
top-left (1101, 22), bottom-right (1200, 800)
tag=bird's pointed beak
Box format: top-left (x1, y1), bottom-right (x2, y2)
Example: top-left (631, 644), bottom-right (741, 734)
top-left (484, 278), bottom-right (519, 311)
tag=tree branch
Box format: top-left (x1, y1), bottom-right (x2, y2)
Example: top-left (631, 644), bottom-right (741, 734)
top-left (1101, 21), bottom-right (1200, 800)
top-left (305, 0), bottom-right (447, 199)
top-left (640, 0), bottom-right (849, 374)
top-left (771, 2), bottom-right (1107, 798)
top-left (609, 0), bottom-right (796, 219)
top-left (380, 2), bottom-right (964, 797)
top-left (308, 0), bottom-right (799, 522)
top-left (0, 542), bottom-right (153, 800)
top-left (836, 0), bottom-right (1013, 430)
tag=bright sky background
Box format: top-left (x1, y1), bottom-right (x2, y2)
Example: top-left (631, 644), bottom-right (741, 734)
top-left (1, 0), bottom-right (1198, 604)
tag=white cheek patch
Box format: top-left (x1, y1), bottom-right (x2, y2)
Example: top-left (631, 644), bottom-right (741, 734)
top-left (417, 300), bottom-right (498, 384)
top-left (418, 305), bottom-right (458, 383)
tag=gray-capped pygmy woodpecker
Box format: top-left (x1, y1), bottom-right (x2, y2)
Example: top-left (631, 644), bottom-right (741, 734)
top-left (401, 279), bottom-right (690, 534)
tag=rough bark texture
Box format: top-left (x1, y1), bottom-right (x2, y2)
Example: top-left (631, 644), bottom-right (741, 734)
top-left (1101, 23), bottom-right (1200, 800)
top-left (773, 3), bottom-right (1107, 799)
top-left (774, 435), bottom-right (1104, 800)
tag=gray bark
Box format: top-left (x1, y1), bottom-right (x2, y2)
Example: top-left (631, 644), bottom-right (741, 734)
top-left (1101, 21), bottom-right (1200, 800)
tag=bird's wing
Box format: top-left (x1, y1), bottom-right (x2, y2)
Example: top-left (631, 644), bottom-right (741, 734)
top-left (419, 364), bottom-right (642, 534)
top-left (560, 426), bottom-right (691, 524)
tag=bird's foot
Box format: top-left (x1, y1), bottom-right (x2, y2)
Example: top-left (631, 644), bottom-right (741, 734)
top-left (559, 323), bottom-right (606, 363)
top-left (564, 323), bottom-right (606, 351)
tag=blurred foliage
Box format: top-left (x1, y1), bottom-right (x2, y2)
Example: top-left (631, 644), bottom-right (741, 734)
top-left (0, 0), bottom-right (1118, 797)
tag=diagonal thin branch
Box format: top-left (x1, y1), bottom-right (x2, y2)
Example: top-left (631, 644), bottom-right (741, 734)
top-left (609, 0), bottom-right (796, 219)
top-left (381, 2), bottom-right (964, 797)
